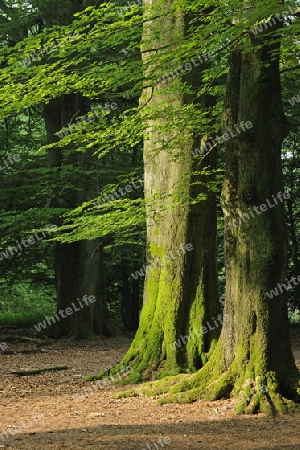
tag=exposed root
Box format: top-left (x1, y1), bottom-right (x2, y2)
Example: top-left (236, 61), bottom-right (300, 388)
top-left (113, 340), bottom-right (300, 415)
top-left (113, 373), bottom-right (185, 398)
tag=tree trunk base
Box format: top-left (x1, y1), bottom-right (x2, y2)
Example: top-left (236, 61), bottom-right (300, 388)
top-left (91, 346), bottom-right (183, 384)
top-left (91, 294), bottom-right (214, 383)
top-left (92, 333), bottom-right (210, 384)
top-left (65, 327), bottom-right (97, 341)
top-left (115, 341), bottom-right (300, 415)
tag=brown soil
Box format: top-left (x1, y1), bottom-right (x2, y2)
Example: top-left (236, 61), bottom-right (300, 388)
top-left (0, 326), bottom-right (300, 450)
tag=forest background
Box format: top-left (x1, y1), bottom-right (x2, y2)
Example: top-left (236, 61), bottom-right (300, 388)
top-left (0, 0), bottom-right (299, 414)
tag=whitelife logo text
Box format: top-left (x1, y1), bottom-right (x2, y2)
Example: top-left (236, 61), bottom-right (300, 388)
top-left (34, 295), bottom-right (96, 332)
top-left (230, 191), bottom-right (290, 228)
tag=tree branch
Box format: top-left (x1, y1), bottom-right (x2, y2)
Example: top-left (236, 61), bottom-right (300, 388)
top-left (280, 65), bottom-right (300, 74)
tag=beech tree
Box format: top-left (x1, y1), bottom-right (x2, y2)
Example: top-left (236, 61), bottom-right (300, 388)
top-left (93, 0), bottom-right (223, 383)
top-left (0, 0), bottom-right (299, 413)
top-left (117, 0), bottom-right (300, 414)
top-left (0, 0), bottom-right (121, 338)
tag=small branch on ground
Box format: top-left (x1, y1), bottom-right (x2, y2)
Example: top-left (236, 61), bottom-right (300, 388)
top-left (0, 335), bottom-right (54, 346)
top-left (9, 366), bottom-right (69, 376)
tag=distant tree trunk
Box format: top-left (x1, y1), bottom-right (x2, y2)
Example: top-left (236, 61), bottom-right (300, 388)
top-left (145, 6), bottom-right (299, 413)
top-left (38, 0), bottom-right (111, 339)
top-left (107, 0), bottom-right (220, 382)
top-left (286, 163), bottom-right (300, 310)
top-left (121, 264), bottom-right (139, 331)
top-left (44, 94), bottom-right (111, 339)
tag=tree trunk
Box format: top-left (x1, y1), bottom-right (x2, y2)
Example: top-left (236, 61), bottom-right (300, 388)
top-left (286, 159), bottom-right (300, 311)
top-left (121, 264), bottom-right (139, 331)
top-left (38, 1), bottom-right (111, 339)
top-left (216, 35), bottom-right (298, 413)
top-left (136, 8), bottom-right (299, 414)
top-left (44, 93), bottom-right (111, 339)
top-left (105, 0), bottom-right (220, 382)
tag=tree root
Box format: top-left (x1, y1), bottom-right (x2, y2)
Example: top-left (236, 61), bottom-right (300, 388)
top-left (114, 341), bottom-right (300, 415)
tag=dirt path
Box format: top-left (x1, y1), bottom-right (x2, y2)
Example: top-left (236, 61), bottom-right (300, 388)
top-left (0, 328), bottom-right (300, 450)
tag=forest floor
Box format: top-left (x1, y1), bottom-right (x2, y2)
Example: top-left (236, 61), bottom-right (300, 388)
top-left (0, 326), bottom-right (300, 450)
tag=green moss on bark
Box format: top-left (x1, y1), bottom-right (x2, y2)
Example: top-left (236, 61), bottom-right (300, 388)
top-left (91, 273), bottom-right (215, 382)
top-left (113, 335), bottom-right (299, 416)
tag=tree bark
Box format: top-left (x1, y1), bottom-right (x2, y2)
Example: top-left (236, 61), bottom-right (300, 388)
top-left (285, 150), bottom-right (300, 311)
top-left (121, 264), bottom-right (140, 331)
top-left (43, 92), bottom-right (111, 339)
top-left (105, 0), bottom-right (220, 382)
top-left (216, 33), bottom-right (298, 412)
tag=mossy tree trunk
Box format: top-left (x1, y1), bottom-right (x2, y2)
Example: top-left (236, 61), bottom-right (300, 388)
top-left (107, 0), bottom-right (220, 383)
top-left (214, 33), bottom-right (299, 413)
top-left (131, 8), bottom-right (299, 414)
top-left (217, 17), bottom-right (299, 410)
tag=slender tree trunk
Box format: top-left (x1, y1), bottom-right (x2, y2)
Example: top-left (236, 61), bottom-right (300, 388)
top-left (286, 161), bottom-right (300, 310)
top-left (121, 264), bottom-right (140, 331)
top-left (106, 0), bottom-right (220, 382)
